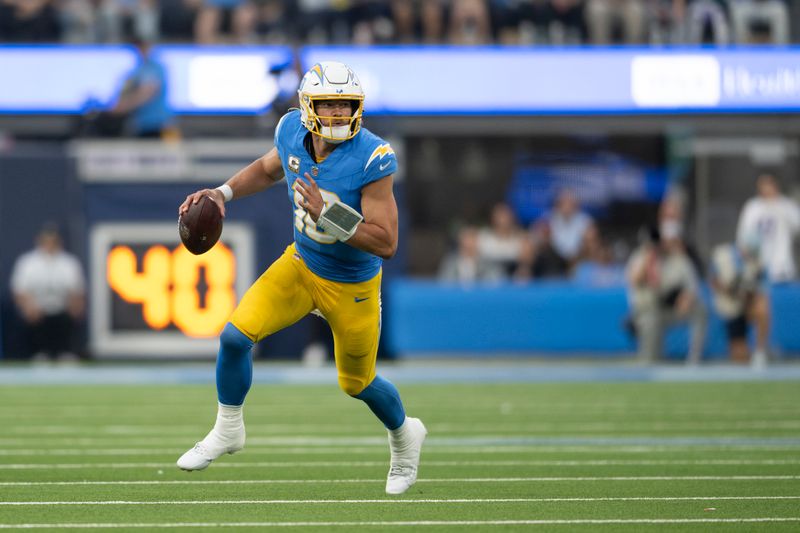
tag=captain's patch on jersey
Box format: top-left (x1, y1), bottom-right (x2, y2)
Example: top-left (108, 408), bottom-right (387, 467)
top-left (288, 155), bottom-right (300, 174)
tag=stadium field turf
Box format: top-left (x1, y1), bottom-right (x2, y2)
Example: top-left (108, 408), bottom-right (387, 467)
top-left (0, 380), bottom-right (799, 531)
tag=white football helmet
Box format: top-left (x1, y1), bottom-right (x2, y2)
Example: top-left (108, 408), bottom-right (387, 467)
top-left (298, 61), bottom-right (364, 144)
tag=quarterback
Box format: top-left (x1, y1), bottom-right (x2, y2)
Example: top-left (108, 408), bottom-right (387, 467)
top-left (176, 61), bottom-right (426, 495)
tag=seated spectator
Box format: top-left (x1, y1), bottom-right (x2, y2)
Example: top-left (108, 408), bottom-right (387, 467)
top-left (449, 0), bottom-right (492, 44)
top-left (254, 0), bottom-right (290, 43)
top-left (346, 1), bottom-right (394, 45)
top-left (585, 0), bottom-right (646, 44)
top-left (195, 0), bottom-right (257, 43)
top-left (439, 226), bottom-right (505, 283)
top-left (60, 0), bottom-right (158, 43)
top-left (546, 188), bottom-right (595, 270)
top-left (626, 222), bottom-right (707, 364)
top-left (477, 202), bottom-right (525, 278)
top-left (544, 0), bottom-right (586, 44)
top-left (710, 238), bottom-right (770, 368)
top-left (0, 0), bottom-right (60, 42)
top-left (391, 0), bottom-right (446, 43)
top-left (160, 0), bottom-right (202, 42)
top-left (112, 0), bottom-right (160, 42)
top-left (10, 224), bottom-right (86, 361)
top-left (679, 0), bottom-right (731, 44)
top-left (728, 0), bottom-right (788, 44)
top-left (572, 224), bottom-right (625, 285)
top-left (293, 0), bottom-right (340, 43)
top-left (648, 0), bottom-right (682, 43)
top-left (490, 0), bottom-right (523, 44)
top-left (525, 221), bottom-right (570, 279)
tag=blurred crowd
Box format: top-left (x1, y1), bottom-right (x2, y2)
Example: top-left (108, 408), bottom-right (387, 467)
top-left (439, 190), bottom-right (619, 285)
top-left (0, 0), bottom-right (792, 45)
top-left (438, 172), bottom-right (800, 365)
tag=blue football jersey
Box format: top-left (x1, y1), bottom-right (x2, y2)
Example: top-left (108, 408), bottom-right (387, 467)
top-left (273, 110), bottom-right (398, 282)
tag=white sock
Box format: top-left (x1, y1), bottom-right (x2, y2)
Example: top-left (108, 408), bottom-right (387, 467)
top-left (213, 403), bottom-right (243, 435)
top-left (388, 416), bottom-right (411, 449)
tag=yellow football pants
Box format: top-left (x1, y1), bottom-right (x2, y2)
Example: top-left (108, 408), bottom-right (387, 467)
top-left (230, 243), bottom-right (381, 396)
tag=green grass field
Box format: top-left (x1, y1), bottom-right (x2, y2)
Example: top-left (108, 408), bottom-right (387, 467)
top-left (1, 380), bottom-right (799, 531)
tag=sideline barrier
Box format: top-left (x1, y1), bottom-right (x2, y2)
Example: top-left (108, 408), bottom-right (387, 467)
top-left (386, 279), bottom-right (800, 359)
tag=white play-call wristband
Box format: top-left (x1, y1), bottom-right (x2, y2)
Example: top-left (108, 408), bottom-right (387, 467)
top-left (317, 201), bottom-right (363, 242)
top-left (216, 184), bottom-right (233, 202)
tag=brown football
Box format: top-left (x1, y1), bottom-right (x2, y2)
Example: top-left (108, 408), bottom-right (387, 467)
top-left (179, 195), bottom-right (223, 255)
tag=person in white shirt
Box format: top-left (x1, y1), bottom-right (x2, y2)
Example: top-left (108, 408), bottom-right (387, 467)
top-left (10, 225), bottom-right (86, 360)
top-left (548, 189), bottom-right (594, 267)
top-left (439, 226), bottom-right (504, 283)
top-left (476, 202), bottom-right (525, 278)
top-left (736, 173), bottom-right (800, 282)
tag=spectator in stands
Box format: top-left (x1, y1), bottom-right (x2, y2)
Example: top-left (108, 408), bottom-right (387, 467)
top-left (195, 0), bottom-right (257, 43)
top-left (649, 0), bottom-right (683, 43)
top-left (439, 226), bottom-right (504, 283)
top-left (544, 0), bottom-right (586, 44)
top-left (585, 0), bottom-right (646, 44)
top-left (0, 0), bottom-right (60, 42)
top-left (391, 0), bottom-right (446, 43)
top-left (679, 0), bottom-right (731, 44)
top-left (572, 224), bottom-right (625, 285)
top-left (545, 188), bottom-right (595, 271)
top-left (10, 224), bottom-right (86, 361)
top-left (59, 0), bottom-right (159, 43)
top-left (710, 237), bottom-right (770, 368)
top-left (293, 0), bottom-right (343, 43)
top-left (477, 202), bottom-right (525, 279)
top-left (252, 0), bottom-right (289, 43)
top-left (625, 216), bottom-right (707, 364)
top-left (159, 0), bottom-right (202, 42)
top-left (729, 0), bottom-right (789, 44)
top-left (736, 173), bottom-right (800, 283)
top-left (449, 0), bottom-right (492, 44)
top-left (490, 0), bottom-right (522, 44)
top-left (82, 38), bottom-right (175, 138)
top-left (514, 1), bottom-right (549, 44)
top-left (516, 220), bottom-right (569, 280)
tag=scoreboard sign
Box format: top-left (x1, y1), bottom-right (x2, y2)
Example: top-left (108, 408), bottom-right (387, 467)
top-left (89, 222), bottom-right (254, 358)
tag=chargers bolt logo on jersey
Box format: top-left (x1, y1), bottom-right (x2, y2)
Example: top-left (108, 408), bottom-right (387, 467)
top-left (365, 144), bottom-right (395, 171)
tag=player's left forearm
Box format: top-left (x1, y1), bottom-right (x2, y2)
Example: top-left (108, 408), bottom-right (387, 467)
top-left (346, 222), bottom-right (397, 260)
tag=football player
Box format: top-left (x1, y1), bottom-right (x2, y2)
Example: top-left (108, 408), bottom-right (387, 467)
top-left (176, 61), bottom-right (426, 495)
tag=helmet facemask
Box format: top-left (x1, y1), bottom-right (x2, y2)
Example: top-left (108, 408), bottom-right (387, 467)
top-left (301, 95), bottom-right (364, 144)
top-left (298, 62), bottom-right (365, 144)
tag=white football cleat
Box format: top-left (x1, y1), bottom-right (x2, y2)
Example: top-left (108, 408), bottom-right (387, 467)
top-left (176, 426), bottom-right (245, 471)
top-left (385, 417), bottom-right (427, 495)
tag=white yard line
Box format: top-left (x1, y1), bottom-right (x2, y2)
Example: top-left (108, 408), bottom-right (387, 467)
top-left (6, 420), bottom-right (800, 435)
top-left (0, 518), bottom-right (799, 528)
top-left (0, 444), bottom-right (798, 455)
top-left (1, 436), bottom-right (798, 447)
top-left (1, 459), bottom-right (799, 470)
top-left (0, 475), bottom-right (796, 486)
top-left (1, 496), bottom-right (799, 506)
